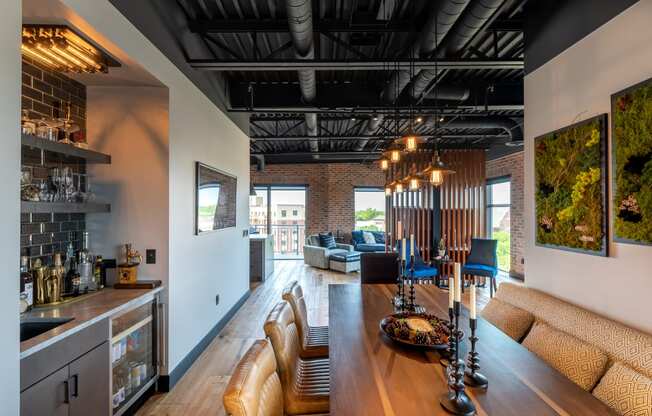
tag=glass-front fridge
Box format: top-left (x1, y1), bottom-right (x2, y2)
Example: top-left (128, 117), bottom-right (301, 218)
top-left (110, 296), bottom-right (161, 415)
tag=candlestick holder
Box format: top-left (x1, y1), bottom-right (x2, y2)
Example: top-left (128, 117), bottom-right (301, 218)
top-left (464, 318), bottom-right (488, 388)
top-left (440, 301), bottom-right (476, 416)
top-left (439, 306), bottom-right (456, 367)
top-left (407, 257), bottom-right (416, 311)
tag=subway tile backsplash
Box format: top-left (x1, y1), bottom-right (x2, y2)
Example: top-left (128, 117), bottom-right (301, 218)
top-left (20, 212), bottom-right (85, 266)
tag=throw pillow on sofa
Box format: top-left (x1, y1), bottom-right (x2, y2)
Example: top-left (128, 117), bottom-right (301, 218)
top-left (362, 231), bottom-right (376, 244)
top-left (481, 298), bottom-right (534, 342)
top-left (522, 321), bottom-right (609, 391)
top-left (351, 230), bottom-right (365, 245)
top-left (593, 362), bottom-right (652, 416)
top-left (371, 231), bottom-right (385, 244)
top-left (318, 233), bottom-right (336, 249)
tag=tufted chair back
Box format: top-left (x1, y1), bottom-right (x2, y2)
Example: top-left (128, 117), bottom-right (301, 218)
top-left (282, 281), bottom-right (310, 345)
top-left (223, 339), bottom-right (284, 416)
top-left (263, 301), bottom-right (302, 395)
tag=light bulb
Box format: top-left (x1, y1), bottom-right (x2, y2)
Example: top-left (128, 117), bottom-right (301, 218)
top-left (430, 170), bottom-right (444, 186)
top-left (385, 187), bottom-right (392, 196)
top-left (405, 136), bottom-right (417, 152)
top-left (409, 177), bottom-right (420, 190)
top-left (380, 159), bottom-right (389, 170)
top-left (390, 150), bottom-right (401, 163)
top-left (395, 182), bottom-right (404, 193)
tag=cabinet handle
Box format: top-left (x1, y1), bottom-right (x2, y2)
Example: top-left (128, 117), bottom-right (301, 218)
top-left (63, 380), bottom-right (71, 404)
top-left (71, 374), bottom-right (79, 398)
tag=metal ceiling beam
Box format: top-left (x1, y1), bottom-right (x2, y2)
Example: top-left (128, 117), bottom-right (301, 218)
top-left (189, 58), bottom-right (524, 71)
top-left (231, 104), bottom-right (524, 113)
top-left (250, 134), bottom-right (509, 141)
top-left (189, 19), bottom-right (414, 33)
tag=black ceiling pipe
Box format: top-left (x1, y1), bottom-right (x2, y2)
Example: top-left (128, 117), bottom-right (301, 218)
top-left (251, 155), bottom-right (265, 171)
top-left (424, 85), bottom-right (471, 101)
top-left (429, 116), bottom-right (523, 141)
top-left (355, 0), bottom-right (470, 152)
top-left (286, 0), bottom-right (318, 152)
top-left (410, 0), bottom-right (506, 100)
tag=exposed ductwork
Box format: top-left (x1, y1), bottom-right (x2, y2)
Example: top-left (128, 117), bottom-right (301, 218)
top-left (410, 0), bottom-right (505, 100)
top-left (251, 154), bottom-right (266, 171)
top-left (424, 85), bottom-right (471, 101)
top-left (355, 0), bottom-right (470, 151)
top-left (430, 116), bottom-right (523, 141)
top-left (286, 0), bottom-right (318, 152)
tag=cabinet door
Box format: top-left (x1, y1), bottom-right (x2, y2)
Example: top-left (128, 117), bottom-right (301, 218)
top-left (21, 366), bottom-right (69, 416)
top-left (69, 342), bottom-right (110, 416)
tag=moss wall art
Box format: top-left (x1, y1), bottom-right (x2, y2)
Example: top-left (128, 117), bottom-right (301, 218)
top-left (612, 79), bottom-right (652, 246)
top-left (535, 115), bottom-right (608, 256)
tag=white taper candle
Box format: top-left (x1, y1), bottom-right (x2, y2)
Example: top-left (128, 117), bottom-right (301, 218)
top-left (470, 283), bottom-right (477, 319)
top-left (448, 277), bottom-right (454, 309)
top-left (454, 263), bottom-right (461, 302)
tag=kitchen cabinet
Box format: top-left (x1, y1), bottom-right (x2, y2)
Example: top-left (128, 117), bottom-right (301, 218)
top-left (21, 342), bottom-right (109, 416)
top-left (250, 234), bottom-right (274, 282)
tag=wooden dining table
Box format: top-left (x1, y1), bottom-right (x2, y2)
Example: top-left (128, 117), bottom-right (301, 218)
top-left (328, 284), bottom-right (617, 416)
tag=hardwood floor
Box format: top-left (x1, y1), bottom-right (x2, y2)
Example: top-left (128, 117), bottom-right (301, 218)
top-left (137, 260), bottom-right (513, 416)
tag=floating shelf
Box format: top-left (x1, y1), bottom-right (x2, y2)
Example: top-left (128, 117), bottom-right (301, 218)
top-left (21, 133), bottom-right (111, 164)
top-left (21, 201), bottom-right (111, 214)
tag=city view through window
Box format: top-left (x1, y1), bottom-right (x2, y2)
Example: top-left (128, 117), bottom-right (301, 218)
top-left (354, 188), bottom-right (385, 231)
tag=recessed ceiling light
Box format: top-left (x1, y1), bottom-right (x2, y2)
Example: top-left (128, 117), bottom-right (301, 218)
top-left (416, 116), bottom-right (423, 123)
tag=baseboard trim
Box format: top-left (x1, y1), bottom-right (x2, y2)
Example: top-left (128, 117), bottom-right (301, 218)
top-left (158, 290), bottom-right (250, 392)
top-left (509, 271), bottom-right (525, 281)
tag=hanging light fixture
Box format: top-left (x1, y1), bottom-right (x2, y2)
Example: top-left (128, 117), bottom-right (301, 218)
top-left (22, 25), bottom-right (114, 74)
top-left (379, 158), bottom-right (390, 170)
top-left (385, 184), bottom-right (393, 196)
top-left (394, 180), bottom-right (404, 194)
top-left (406, 173), bottom-right (421, 190)
top-left (399, 131), bottom-right (425, 153)
top-left (422, 151), bottom-right (455, 187)
top-left (383, 142), bottom-right (403, 163)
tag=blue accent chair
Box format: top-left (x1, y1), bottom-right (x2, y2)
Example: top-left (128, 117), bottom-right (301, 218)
top-left (397, 240), bottom-right (439, 283)
top-left (462, 238), bottom-right (499, 297)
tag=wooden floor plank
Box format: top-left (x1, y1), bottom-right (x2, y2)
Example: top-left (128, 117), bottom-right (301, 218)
top-left (138, 260), bottom-right (511, 415)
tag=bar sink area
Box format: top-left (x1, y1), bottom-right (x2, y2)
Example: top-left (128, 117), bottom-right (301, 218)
top-left (19, 317), bottom-right (74, 342)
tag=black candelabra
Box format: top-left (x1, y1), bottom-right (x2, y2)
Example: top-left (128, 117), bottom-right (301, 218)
top-left (394, 256), bottom-right (406, 311)
top-left (407, 255), bottom-right (416, 311)
top-left (439, 306), bottom-right (456, 367)
top-left (464, 318), bottom-right (488, 388)
top-left (439, 301), bottom-right (476, 416)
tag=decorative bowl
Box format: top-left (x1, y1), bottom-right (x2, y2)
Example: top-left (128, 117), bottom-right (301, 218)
top-left (379, 312), bottom-right (451, 350)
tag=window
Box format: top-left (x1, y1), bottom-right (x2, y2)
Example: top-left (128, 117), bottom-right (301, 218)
top-left (487, 177), bottom-right (511, 272)
top-left (293, 210), bottom-right (298, 216)
top-left (281, 210), bottom-right (287, 217)
top-left (354, 187), bottom-right (385, 232)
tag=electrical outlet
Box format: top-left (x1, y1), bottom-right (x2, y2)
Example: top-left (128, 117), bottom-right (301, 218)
top-left (146, 249), bottom-right (156, 264)
top-left (215, 294), bottom-right (220, 305)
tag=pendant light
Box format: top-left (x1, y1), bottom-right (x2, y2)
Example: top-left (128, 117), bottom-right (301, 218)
top-left (385, 184), bottom-right (393, 196)
top-left (379, 158), bottom-right (390, 170)
top-left (394, 180), bottom-right (404, 194)
top-left (422, 150), bottom-right (455, 187)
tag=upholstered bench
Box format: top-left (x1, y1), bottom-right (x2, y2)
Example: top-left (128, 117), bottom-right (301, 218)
top-left (483, 282), bottom-right (652, 416)
top-left (329, 251), bottom-right (361, 273)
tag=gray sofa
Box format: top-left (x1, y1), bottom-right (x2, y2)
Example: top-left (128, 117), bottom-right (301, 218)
top-left (303, 234), bottom-right (354, 269)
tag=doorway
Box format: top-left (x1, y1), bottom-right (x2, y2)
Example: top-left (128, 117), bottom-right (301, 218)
top-left (487, 177), bottom-right (511, 272)
top-left (250, 185), bottom-right (307, 259)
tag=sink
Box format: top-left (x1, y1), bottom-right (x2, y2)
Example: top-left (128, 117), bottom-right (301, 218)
top-left (20, 317), bottom-right (74, 342)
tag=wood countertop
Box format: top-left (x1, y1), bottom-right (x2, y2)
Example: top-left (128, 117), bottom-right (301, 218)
top-left (20, 287), bottom-right (163, 359)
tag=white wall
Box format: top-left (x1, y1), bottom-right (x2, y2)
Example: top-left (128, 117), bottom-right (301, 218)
top-left (86, 87), bottom-right (170, 283)
top-left (60, 0), bottom-right (251, 372)
top-left (0, 1), bottom-right (21, 413)
top-left (524, 1), bottom-right (652, 333)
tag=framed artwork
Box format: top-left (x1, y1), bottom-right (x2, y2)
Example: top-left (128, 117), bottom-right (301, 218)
top-left (195, 162), bottom-right (237, 234)
top-left (612, 78), bottom-right (652, 246)
top-left (534, 114), bottom-right (608, 256)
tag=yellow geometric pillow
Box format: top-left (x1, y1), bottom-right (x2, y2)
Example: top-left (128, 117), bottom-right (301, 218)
top-left (481, 298), bottom-right (534, 341)
top-left (522, 321), bottom-right (609, 391)
top-left (593, 362), bottom-right (652, 416)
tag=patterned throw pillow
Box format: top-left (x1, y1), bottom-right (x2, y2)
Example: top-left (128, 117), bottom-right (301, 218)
top-left (481, 298), bottom-right (534, 342)
top-left (371, 231), bottom-right (385, 244)
top-left (522, 321), bottom-right (609, 391)
top-left (362, 231), bottom-right (376, 244)
top-left (593, 362), bottom-right (652, 416)
top-left (318, 233), bottom-right (336, 249)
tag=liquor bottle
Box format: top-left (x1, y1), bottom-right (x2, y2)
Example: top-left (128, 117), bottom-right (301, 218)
top-left (48, 253), bottom-right (65, 303)
top-left (65, 254), bottom-right (81, 297)
top-left (78, 231), bottom-right (93, 292)
top-left (20, 256), bottom-right (33, 311)
top-left (94, 255), bottom-right (103, 290)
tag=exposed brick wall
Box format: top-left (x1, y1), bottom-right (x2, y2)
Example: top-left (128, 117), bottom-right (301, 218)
top-left (486, 151), bottom-right (525, 278)
top-left (251, 163), bottom-right (385, 239)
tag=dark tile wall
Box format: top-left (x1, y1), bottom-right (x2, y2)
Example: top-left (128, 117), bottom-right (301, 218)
top-left (21, 56), bottom-right (86, 137)
top-left (21, 57), bottom-right (87, 266)
top-left (20, 212), bottom-right (85, 266)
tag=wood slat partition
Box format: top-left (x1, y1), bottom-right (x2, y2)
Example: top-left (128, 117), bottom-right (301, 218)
top-left (385, 150), bottom-right (486, 273)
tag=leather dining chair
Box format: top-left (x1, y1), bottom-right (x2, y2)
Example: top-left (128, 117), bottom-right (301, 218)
top-left (264, 301), bottom-right (330, 415)
top-left (282, 281), bottom-right (328, 358)
top-left (462, 238), bottom-right (499, 297)
top-left (223, 339), bottom-right (284, 416)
